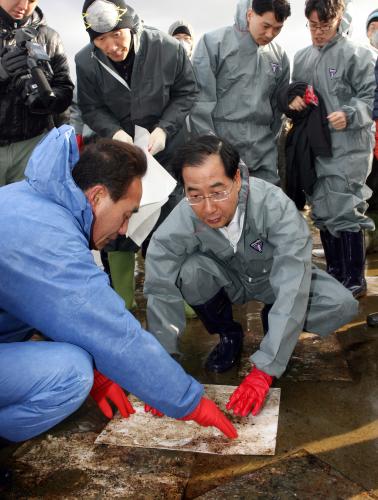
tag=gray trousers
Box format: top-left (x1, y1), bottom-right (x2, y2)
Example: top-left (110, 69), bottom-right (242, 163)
top-left (178, 254), bottom-right (358, 338)
top-left (0, 133), bottom-right (46, 187)
top-left (308, 130), bottom-right (375, 236)
top-left (215, 120), bottom-right (280, 186)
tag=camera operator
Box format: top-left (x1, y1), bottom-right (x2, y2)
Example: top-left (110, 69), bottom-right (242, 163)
top-left (0, 0), bottom-right (73, 186)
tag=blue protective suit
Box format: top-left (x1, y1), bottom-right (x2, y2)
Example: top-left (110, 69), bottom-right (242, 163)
top-left (0, 126), bottom-right (203, 441)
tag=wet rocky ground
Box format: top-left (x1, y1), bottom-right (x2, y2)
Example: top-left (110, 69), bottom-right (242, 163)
top-left (1, 215), bottom-right (378, 499)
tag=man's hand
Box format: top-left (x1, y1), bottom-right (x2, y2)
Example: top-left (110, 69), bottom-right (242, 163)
top-left (226, 366), bottom-right (273, 417)
top-left (180, 397), bottom-right (238, 438)
top-left (148, 127), bottom-right (166, 156)
top-left (327, 111), bottom-right (347, 130)
top-left (112, 129), bottom-right (133, 144)
top-left (0, 47), bottom-right (28, 81)
top-left (144, 404), bottom-right (164, 417)
top-left (288, 95), bottom-right (307, 112)
top-left (90, 369), bottom-right (135, 419)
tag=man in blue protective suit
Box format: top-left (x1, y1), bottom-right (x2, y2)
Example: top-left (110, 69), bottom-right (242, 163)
top-left (0, 125), bottom-right (237, 445)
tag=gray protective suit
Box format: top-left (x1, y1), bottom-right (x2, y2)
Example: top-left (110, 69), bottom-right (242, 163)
top-left (189, 0), bottom-right (290, 185)
top-left (292, 26), bottom-right (375, 235)
top-left (144, 164), bottom-right (358, 377)
top-left (75, 23), bottom-right (198, 169)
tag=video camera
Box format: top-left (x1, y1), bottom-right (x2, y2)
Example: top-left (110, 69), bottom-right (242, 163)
top-left (13, 26), bottom-right (56, 107)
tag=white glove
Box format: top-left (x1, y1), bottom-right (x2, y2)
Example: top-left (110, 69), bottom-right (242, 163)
top-left (148, 127), bottom-right (167, 156)
top-left (112, 129), bottom-right (133, 144)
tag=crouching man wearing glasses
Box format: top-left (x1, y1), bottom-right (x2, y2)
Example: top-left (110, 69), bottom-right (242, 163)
top-left (144, 135), bottom-right (358, 418)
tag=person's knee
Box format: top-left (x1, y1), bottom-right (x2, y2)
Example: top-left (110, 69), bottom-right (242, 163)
top-left (306, 270), bottom-right (360, 335)
top-left (52, 344), bottom-right (94, 401)
top-left (0, 344), bottom-right (94, 442)
top-left (178, 254), bottom-right (223, 304)
top-left (29, 345), bottom-right (93, 431)
top-left (65, 346), bottom-right (94, 392)
top-left (320, 289), bottom-right (358, 333)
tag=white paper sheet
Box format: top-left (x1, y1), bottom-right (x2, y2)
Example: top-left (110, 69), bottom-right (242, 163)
top-left (125, 126), bottom-right (177, 246)
top-left (95, 386), bottom-right (281, 456)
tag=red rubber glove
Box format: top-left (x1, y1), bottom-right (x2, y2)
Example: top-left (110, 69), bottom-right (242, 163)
top-left (180, 397), bottom-right (238, 439)
top-left (90, 369), bottom-right (135, 419)
top-left (76, 134), bottom-right (84, 153)
top-left (144, 404), bottom-right (164, 417)
top-left (375, 121), bottom-right (378, 160)
top-left (304, 84), bottom-right (319, 107)
top-left (226, 366), bottom-right (273, 417)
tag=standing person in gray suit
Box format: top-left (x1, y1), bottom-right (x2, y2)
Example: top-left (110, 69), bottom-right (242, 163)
top-left (190, 0), bottom-right (291, 185)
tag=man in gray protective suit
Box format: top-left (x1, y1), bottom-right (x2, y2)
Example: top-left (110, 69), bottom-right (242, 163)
top-left (290, 0), bottom-right (375, 299)
top-left (76, 0), bottom-right (197, 163)
top-left (75, 0), bottom-right (198, 309)
top-left (144, 135), bottom-right (358, 417)
top-left (189, 0), bottom-right (291, 185)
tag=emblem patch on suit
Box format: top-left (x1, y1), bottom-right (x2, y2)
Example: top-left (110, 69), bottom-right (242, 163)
top-left (271, 63), bottom-right (281, 73)
top-left (328, 67), bottom-right (337, 79)
top-left (250, 239), bottom-right (263, 253)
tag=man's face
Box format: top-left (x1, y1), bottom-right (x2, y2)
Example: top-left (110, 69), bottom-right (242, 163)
top-left (307, 10), bottom-right (340, 48)
top-left (173, 33), bottom-right (193, 57)
top-left (182, 154), bottom-right (241, 229)
top-left (89, 177), bottom-right (142, 250)
top-left (247, 9), bottom-right (284, 46)
top-left (0, 0), bottom-right (37, 19)
top-left (367, 21), bottom-right (378, 48)
top-left (93, 28), bottom-right (132, 62)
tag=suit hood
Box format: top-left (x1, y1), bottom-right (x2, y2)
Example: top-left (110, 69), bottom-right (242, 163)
top-left (24, 125), bottom-right (93, 238)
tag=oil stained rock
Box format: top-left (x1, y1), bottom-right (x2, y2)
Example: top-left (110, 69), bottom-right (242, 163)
top-left (3, 432), bottom-right (195, 499)
top-left (196, 450), bottom-right (377, 499)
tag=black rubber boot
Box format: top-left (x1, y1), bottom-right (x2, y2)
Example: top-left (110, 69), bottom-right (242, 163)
top-left (341, 231), bottom-right (367, 298)
top-left (190, 288), bottom-right (244, 373)
top-left (0, 467), bottom-right (12, 491)
top-left (260, 304), bottom-right (273, 335)
top-left (0, 437), bottom-right (13, 492)
top-left (320, 230), bottom-right (344, 283)
top-left (367, 312), bottom-right (378, 327)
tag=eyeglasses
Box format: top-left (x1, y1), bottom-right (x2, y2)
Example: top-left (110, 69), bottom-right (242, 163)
top-left (185, 181), bottom-right (235, 206)
top-left (306, 21), bottom-right (336, 34)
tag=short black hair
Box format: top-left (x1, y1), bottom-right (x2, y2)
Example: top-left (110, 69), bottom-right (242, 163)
top-left (252, 0), bottom-right (291, 22)
top-left (305, 0), bottom-right (345, 22)
top-left (171, 135), bottom-right (240, 184)
top-left (72, 139), bottom-right (147, 202)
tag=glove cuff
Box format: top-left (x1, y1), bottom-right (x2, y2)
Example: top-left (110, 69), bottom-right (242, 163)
top-left (180, 397), bottom-right (205, 421)
top-left (250, 366), bottom-right (273, 386)
top-left (91, 369), bottom-right (111, 393)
